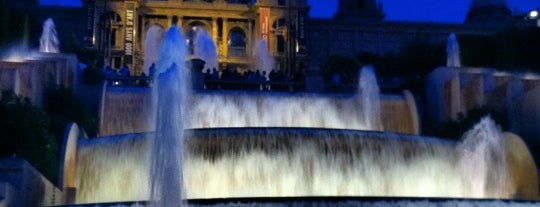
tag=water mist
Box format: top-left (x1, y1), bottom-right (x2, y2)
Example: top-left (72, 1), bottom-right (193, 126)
top-left (39, 18), bottom-right (59, 53)
top-left (252, 39), bottom-right (274, 79)
top-left (149, 25), bottom-right (190, 206)
top-left (143, 25), bottom-right (165, 75)
top-left (359, 65), bottom-right (382, 131)
top-left (447, 33), bottom-right (461, 67)
top-left (193, 28), bottom-right (218, 72)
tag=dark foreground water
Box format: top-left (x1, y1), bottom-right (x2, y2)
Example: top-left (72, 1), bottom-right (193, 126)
top-left (53, 197), bottom-right (540, 207)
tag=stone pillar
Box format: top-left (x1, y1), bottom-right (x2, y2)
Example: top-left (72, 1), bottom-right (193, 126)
top-left (177, 15), bottom-right (183, 27)
top-left (212, 17), bottom-right (218, 44)
top-left (247, 20), bottom-right (252, 57)
top-left (222, 18), bottom-right (229, 58)
top-left (140, 15), bottom-right (146, 53)
top-left (168, 15), bottom-right (174, 28)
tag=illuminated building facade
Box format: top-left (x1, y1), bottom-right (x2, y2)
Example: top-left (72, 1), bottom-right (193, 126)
top-left (83, 0), bottom-right (309, 75)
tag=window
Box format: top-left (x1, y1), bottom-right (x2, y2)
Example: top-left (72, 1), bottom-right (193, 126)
top-left (228, 28), bottom-right (246, 57)
top-left (277, 35), bottom-right (285, 53)
top-left (99, 11), bottom-right (122, 47)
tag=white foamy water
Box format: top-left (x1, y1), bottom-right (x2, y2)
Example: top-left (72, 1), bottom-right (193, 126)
top-left (447, 33), bottom-right (461, 67)
top-left (143, 25), bottom-right (165, 75)
top-left (74, 118), bottom-right (514, 203)
top-left (252, 39), bottom-right (274, 79)
top-left (193, 28), bottom-right (218, 72)
top-left (148, 25), bottom-right (190, 207)
top-left (359, 65), bottom-right (382, 131)
top-left (188, 93), bottom-right (371, 130)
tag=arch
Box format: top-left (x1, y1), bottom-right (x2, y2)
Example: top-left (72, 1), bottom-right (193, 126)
top-left (98, 11), bottom-right (122, 49)
top-left (184, 20), bottom-right (212, 54)
top-left (228, 27), bottom-right (247, 57)
top-left (271, 18), bottom-right (287, 54)
top-left (99, 11), bottom-right (122, 23)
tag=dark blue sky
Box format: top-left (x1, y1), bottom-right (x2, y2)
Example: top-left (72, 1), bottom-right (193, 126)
top-left (308, 0), bottom-right (540, 23)
top-left (40, 0), bottom-right (539, 23)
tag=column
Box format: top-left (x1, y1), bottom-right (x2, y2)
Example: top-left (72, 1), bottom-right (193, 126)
top-left (222, 18), bottom-right (229, 58)
top-left (212, 17), bottom-right (218, 44)
top-left (247, 20), bottom-right (252, 57)
top-left (177, 15), bottom-right (183, 27)
top-left (167, 15), bottom-right (173, 28)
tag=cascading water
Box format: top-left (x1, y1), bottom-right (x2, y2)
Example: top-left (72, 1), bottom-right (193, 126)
top-left (252, 39), bottom-right (274, 79)
top-left (359, 65), bottom-right (383, 131)
top-left (193, 29), bottom-right (218, 72)
top-left (458, 116), bottom-right (509, 198)
top-left (75, 119), bottom-right (519, 202)
top-left (148, 25), bottom-right (190, 206)
top-left (447, 33), bottom-right (461, 67)
top-left (143, 25), bottom-right (165, 75)
top-left (39, 18), bottom-right (59, 53)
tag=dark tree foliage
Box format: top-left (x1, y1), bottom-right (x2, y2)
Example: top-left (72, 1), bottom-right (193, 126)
top-left (45, 86), bottom-right (98, 140)
top-left (370, 37), bottom-right (446, 93)
top-left (0, 90), bottom-right (58, 183)
top-left (459, 27), bottom-right (540, 70)
top-left (322, 55), bottom-right (359, 84)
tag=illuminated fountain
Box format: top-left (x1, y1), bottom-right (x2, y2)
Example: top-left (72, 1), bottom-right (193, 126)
top-left (39, 18), bottom-right (60, 53)
top-left (56, 26), bottom-right (539, 206)
top-left (359, 65), bottom-right (382, 131)
top-left (252, 39), bottom-right (274, 79)
top-left (447, 33), bottom-right (461, 67)
top-left (193, 28), bottom-right (218, 72)
top-left (143, 25), bottom-right (165, 75)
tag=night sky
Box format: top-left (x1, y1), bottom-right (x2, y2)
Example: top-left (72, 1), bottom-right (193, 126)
top-left (40, 0), bottom-right (539, 23)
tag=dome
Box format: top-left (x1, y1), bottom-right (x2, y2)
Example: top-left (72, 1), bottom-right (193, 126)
top-left (465, 0), bottom-right (511, 26)
top-left (470, 0), bottom-right (507, 8)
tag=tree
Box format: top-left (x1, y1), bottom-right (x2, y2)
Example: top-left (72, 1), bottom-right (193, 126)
top-left (322, 55), bottom-right (359, 84)
top-left (45, 86), bottom-right (98, 141)
top-left (0, 90), bottom-right (58, 182)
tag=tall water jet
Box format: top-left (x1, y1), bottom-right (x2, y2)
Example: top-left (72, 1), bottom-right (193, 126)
top-left (39, 18), bottom-right (59, 53)
top-left (458, 116), bottom-right (509, 198)
top-left (143, 25), bottom-right (165, 75)
top-left (446, 33), bottom-right (461, 67)
top-left (359, 65), bottom-right (382, 131)
top-left (252, 39), bottom-right (274, 79)
top-left (149, 25), bottom-right (189, 206)
top-left (193, 28), bottom-right (218, 72)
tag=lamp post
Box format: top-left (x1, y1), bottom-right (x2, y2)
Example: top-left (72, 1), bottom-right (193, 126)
top-left (527, 9), bottom-right (539, 27)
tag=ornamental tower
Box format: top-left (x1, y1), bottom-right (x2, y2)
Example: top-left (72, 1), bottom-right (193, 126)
top-left (465, 0), bottom-right (512, 25)
top-left (335, 0), bottom-right (384, 20)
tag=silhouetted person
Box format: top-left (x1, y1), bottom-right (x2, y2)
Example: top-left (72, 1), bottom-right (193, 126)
top-left (149, 63), bottom-right (156, 78)
top-left (120, 64), bottom-right (130, 77)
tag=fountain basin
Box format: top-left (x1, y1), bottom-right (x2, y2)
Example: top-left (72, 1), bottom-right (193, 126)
top-left (99, 89), bottom-right (419, 136)
top-left (61, 127), bottom-right (538, 204)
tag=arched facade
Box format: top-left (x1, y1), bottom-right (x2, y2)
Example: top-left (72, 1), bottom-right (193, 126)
top-left (228, 27), bottom-right (247, 57)
top-left (89, 0), bottom-right (309, 76)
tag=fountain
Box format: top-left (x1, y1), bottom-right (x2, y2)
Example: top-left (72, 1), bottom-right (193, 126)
top-left (193, 28), bottom-right (218, 72)
top-left (148, 25), bottom-right (190, 206)
top-left (143, 25), bottom-right (165, 75)
top-left (447, 33), bottom-right (461, 67)
top-left (359, 65), bottom-right (382, 131)
top-left (54, 25), bottom-right (539, 206)
top-left (252, 39), bottom-right (274, 79)
top-left (39, 18), bottom-right (60, 53)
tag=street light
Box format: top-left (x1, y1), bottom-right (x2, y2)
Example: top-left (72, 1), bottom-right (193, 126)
top-left (528, 9), bottom-right (540, 27)
top-left (529, 10), bottom-right (538, 19)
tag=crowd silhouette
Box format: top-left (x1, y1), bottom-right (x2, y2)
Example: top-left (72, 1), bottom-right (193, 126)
top-left (197, 66), bottom-right (297, 91)
top-left (99, 61), bottom-right (304, 91)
